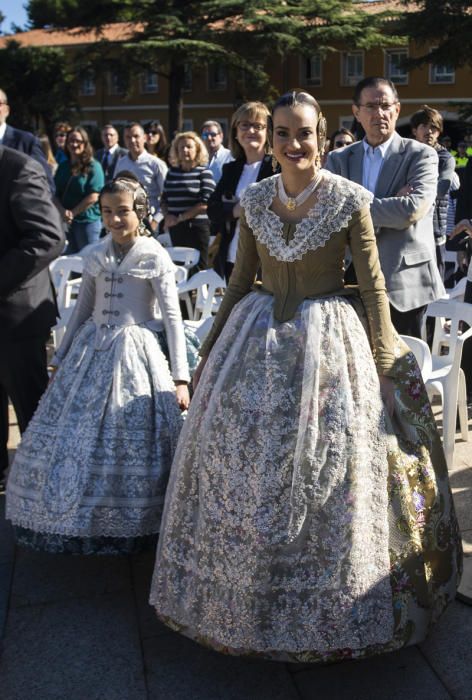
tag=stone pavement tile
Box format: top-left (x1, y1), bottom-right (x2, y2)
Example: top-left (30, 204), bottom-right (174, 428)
top-left (420, 601), bottom-right (472, 700)
top-left (450, 486), bottom-right (472, 532)
top-left (10, 548), bottom-right (131, 608)
top-left (0, 592), bottom-right (146, 700)
top-left (131, 550), bottom-right (170, 640)
top-left (143, 632), bottom-right (299, 700)
top-left (292, 646), bottom-right (451, 700)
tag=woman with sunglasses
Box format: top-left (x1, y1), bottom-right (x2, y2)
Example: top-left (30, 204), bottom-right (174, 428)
top-left (54, 126), bottom-right (105, 254)
top-left (208, 102), bottom-right (274, 281)
top-left (144, 120), bottom-right (169, 161)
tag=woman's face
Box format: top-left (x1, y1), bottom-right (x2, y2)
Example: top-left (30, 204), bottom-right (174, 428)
top-left (146, 128), bottom-right (161, 147)
top-left (272, 104), bottom-right (319, 175)
top-left (101, 191), bottom-right (140, 246)
top-left (67, 130), bottom-right (85, 160)
top-left (177, 137), bottom-right (197, 166)
top-left (236, 114), bottom-right (267, 158)
top-left (55, 129), bottom-right (67, 149)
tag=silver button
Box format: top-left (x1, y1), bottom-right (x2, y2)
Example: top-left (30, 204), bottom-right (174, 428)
top-left (102, 310), bottom-right (108, 316)
top-left (110, 324), bottom-right (116, 329)
top-left (117, 292), bottom-right (123, 299)
top-left (117, 277), bottom-right (123, 283)
top-left (105, 276), bottom-right (111, 282)
top-left (114, 310), bottom-right (120, 316)
top-left (104, 292), bottom-right (110, 298)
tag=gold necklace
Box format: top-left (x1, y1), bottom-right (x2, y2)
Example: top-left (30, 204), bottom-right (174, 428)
top-left (277, 172), bottom-right (323, 211)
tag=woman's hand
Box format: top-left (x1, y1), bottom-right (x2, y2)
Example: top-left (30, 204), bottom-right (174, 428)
top-left (192, 357), bottom-right (208, 391)
top-left (63, 209), bottom-right (74, 224)
top-left (396, 183), bottom-right (414, 197)
top-left (175, 383), bottom-right (190, 411)
top-left (379, 375), bottom-right (395, 417)
top-left (164, 214), bottom-right (179, 229)
top-left (449, 218), bottom-right (472, 239)
top-left (232, 202), bottom-right (242, 219)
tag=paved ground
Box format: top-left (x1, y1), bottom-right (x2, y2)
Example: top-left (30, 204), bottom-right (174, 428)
top-left (1, 405), bottom-right (471, 700)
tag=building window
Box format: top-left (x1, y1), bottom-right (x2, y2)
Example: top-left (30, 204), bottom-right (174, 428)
top-left (79, 72), bottom-right (95, 96)
top-left (182, 118), bottom-right (194, 131)
top-left (183, 64), bottom-right (192, 92)
top-left (302, 54), bottom-right (322, 87)
top-left (208, 64), bottom-right (227, 91)
top-left (430, 61), bottom-right (455, 84)
top-left (141, 70), bottom-right (159, 94)
top-left (109, 72), bottom-right (127, 96)
top-left (341, 52), bottom-right (364, 86)
top-left (385, 49), bottom-right (408, 85)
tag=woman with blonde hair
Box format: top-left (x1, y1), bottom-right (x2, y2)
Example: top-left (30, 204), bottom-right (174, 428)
top-left (162, 131), bottom-right (215, 273)
top-left (208, 101), bottom-right (274, 280)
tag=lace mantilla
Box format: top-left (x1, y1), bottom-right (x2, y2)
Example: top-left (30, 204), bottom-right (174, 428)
top-left (241, 171), bottom-right (373, 262)
top-left (84, 234), bottom-right (174, 279)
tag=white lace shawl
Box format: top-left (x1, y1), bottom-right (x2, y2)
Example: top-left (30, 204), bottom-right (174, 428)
top-left (84, 234), bottom-right (174, 279)
top-left (240, 171), bottom-right (373, 262)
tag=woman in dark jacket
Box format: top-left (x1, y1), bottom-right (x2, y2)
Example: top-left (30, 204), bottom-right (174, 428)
top-left (208, 101), bottom-right (274, 281)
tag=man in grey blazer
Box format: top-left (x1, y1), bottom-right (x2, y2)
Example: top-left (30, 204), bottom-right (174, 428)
top-left (326, 77), bottom-right (445, 337)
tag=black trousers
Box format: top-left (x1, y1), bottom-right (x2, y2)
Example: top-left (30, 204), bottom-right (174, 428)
top-left (170, 220), bottom-right (210, 274)
top-left (389, 304), bottom-right (427, 339)
top-left (0, 335), bottom-right (49, 476)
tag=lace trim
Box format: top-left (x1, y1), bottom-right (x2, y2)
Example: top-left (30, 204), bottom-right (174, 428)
top-left (241, 171), bottom-right (373, 262)
top-left (85, 235), bottom-right (173, 279)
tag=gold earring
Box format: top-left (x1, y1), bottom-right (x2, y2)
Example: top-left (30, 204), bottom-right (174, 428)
top-left (271, 155), bottom-right (278, 172)
top-left (315, 153), bottom-right (321, 168)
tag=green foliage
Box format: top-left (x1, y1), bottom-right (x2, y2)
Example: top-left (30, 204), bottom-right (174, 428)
top-left (27, 0), bottom-right (134, 28)
top-left (0, 41), bottom-right (78, 132)
top-left (394, 0), bottom-right (472, 69)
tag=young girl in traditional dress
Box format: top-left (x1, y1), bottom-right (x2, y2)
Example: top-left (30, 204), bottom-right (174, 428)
top-left (7, 173), bottom-right (191, 555)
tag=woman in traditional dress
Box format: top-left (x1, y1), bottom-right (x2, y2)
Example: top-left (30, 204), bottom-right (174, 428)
top-left (6, 173), bottom-right (191, 555)
top-left (150, 91), bottom-right (462, 662)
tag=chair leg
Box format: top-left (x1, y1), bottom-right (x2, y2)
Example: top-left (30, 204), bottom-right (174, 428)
top-left (442, 392), bottom-right (457, 469)
top-left (458, 369), bottom-right (469, 442)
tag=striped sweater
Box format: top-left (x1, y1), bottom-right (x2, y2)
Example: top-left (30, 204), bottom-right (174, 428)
top-left (163, 166), bottom-right (215, 221)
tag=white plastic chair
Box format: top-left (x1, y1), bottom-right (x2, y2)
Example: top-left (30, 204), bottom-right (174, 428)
top-left (415, 299), bottom-right (472, 467)
top-left (184, 316), bottom-right (215, 343)
top-left (167, 246), bottom-right (200, 270)
top-left (177, 270), bottom-right (226, 321)
top-left (49, 255), bottom-right (84, 348)
top-left (399, 335), bottom-right (432, 384)
top-left (156, 232), bottom-right (172, 248)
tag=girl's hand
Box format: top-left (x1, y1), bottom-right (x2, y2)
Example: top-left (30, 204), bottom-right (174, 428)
top-left (232, 202), bottom-right (241, 219)
top-left (450, 218), bottom-right (472, 239)
top-left (379, 375), bottom-right (395, 417)
top-left (63, 209), bottom-right (74, 224)
top-left (48, 366), bottom-right (58, 385)
top-left (192, 357), bottom-right (208, 391)
top-left (175, 383), bottom-right (190, 411)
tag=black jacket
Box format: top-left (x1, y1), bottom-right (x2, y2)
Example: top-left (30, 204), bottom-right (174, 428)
top-left (0, 147), bottom-right (65, 339)
top-left (208, 155), bottom-right (274, 278)
top-left (2, 124), bottom-right (55, 193)
top-left (95, 146), bottom-right (128, 182)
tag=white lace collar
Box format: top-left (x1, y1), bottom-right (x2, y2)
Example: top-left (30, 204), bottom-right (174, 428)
top-left (240, 171), bottom-right (373, 262)
top-left (84, 234), bottom-right (173, 279)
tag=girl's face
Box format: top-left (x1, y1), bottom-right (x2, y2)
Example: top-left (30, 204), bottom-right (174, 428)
top-left (177, 137), bottom-right (197, 166)
top-left (101, 191), bottom-right (140, 245)
top-left (272, 104), bottom-right (319, 175)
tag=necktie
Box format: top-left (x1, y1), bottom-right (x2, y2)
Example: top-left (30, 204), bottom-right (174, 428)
top-left (103, 151), bottom-right (111, 173)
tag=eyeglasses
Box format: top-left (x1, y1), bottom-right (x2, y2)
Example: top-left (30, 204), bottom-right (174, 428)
top-left (147, 130), bottom-right (159, 135)
top-left (0, 101), bottom-right (8, 106)
top-left (68, 139), bottom-right (84, 145)
top-left (357, 102), bottom-right (398, 113)
top-left (55, 132), bottom-right (67, 137)
top-left (237, 121), bottom-right (266, 132)
top-left (202, 132), bottom-right (219, 138)
top-left (334, 140), bottom-right (352, 147)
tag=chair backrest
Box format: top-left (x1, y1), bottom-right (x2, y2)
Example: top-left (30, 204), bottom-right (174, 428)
top-left (399, 334), bottom-right (432, 382)
top-left (427, 298), bottom-right (472, 369)
top-left (156, 232), bottom-right (172, 248)
top-left (177, 269), bottom-right (226, 320)
top-left (167, 246), bottom-right (200, 269)
top-left (49, 256), bottom-right (84, 309)
top-left (447, 276), bottom-right (467, 301)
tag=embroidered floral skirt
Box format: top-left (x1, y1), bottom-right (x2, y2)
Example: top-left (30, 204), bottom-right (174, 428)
top-left (6, 321), bottom-right (185, 555)
top-left (149, 291), bottom-right (462, 663)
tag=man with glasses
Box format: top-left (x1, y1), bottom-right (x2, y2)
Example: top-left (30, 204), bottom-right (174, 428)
top-left (95, 124), bottom-right (128, 182)
top-left (326, 76), bottom-right (444, 337)
top-left (0, 88), bottom-right (54, 193)
top-left (201, 120), bottom-right (233, 184)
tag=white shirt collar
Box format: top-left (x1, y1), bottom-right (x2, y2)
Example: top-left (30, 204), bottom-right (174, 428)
top-left (0, 122), bottom-right (7, 141)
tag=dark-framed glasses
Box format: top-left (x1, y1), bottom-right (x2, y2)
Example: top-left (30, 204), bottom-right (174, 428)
top-left (238, 121), bottom-right (266, 132)
top-left (202, 131), bottom-right (219, 138)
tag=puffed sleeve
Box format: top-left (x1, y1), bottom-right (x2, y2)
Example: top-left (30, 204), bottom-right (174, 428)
top-left (348, 205), bottom-right (396, 377)
top-left (199, 208), bottom-right (260, 357)
top-left (150, 269), bottom-right (190, 383)
top-left (53, 271), bottom-right (96, 365)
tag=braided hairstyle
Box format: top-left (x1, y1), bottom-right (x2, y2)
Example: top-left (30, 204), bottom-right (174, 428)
top-left (99, 171), bottom-right (150, 234)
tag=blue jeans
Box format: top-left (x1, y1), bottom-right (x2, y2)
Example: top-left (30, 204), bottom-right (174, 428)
top-left (65, 219), bottom-right (102, 254)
